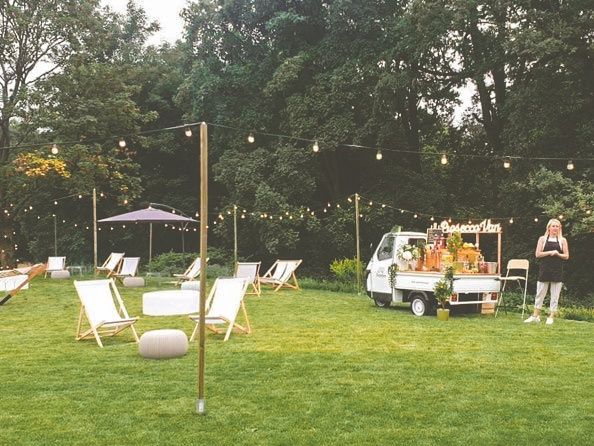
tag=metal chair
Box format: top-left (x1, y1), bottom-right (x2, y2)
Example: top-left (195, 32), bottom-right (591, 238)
top-left (496, 259), bottom-right (529, 318)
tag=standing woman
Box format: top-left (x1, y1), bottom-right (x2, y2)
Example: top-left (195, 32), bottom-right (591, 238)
top-left (525, 218), bottom-right (569, 325)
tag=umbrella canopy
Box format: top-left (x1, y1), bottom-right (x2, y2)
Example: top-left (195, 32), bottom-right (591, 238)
top-left (98, 207), bottom-right (197, 224)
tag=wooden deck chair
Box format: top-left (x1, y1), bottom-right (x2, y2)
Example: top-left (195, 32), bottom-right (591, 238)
top-left (45, 256), bottom-right (66, 278)
top-left (259, 259), bottom-right (302, 292)
top-left (74, 279), bottom-right (139, 348)
top-left (114, 257), bottom-right (140, 283)
top-left (96, 252), bottom-right (125, 277)
top-left (0, 263), bottom-right (46, 305)
top-left (234, 262), bottom-right (261, 296)
top-left (189, 277), bottom-right (250, 342)
top-left (173, 257), bottom-right (208, 285)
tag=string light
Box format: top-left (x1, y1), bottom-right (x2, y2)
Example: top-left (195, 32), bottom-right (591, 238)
top-left (503, 157), bottom-right (511, 169)
top-left (51, 144), bottom-right (59, 155)
top-left (567, 160), bottom-right (574, 170)
top-left (440, 153), bottom-right (448, 165)
top-left (247, 133), bottom-right (255, 144)
top-left (375, 150), bottom-right (383, 160)
top-left (118, 138), bottom-right (126, 148)
top-left (509, 217), bottom-right (514, 224)
top-left (312, 141), bottom-right (320, 153)
top-left (184, 127), bottom-right (193, 137)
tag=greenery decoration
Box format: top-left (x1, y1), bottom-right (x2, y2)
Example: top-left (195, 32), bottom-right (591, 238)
top-left (396, 244), bottom-right (420, 262)
top-left (446, 232), bottom-right (463, 261)
top-left (434, 266), bottom-right (454, 309)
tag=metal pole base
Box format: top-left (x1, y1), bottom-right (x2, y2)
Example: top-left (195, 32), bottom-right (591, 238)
top-left (196, 399), bottom-right (206, 415)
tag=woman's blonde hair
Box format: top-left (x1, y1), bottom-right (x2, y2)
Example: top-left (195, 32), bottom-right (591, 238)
top-left (544, 218), bottom-right (563, 238)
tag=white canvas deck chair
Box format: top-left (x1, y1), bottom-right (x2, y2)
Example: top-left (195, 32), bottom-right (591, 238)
top-left (259, 259), bottom-right (302, 292)
top-left (74, 279), bottom-right (139, 348)
top-left (173, 257), bottom-right (207, 285)
top-left (189, 277), bottom-right (250, 342)
top-left (114, 257), bottom-right (140, 283)
top-left (234, 261), bottom-right (261, 296)
top-left (496, 259), bottom-right (530, 318)
top-left (45, 256), bottom-right (66, 278)
top-left (0, 263), bottom-right (46, 305)
top-left (96, 252), bottom-right (125, 277)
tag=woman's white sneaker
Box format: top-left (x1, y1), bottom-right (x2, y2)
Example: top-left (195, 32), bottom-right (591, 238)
top-left (524, 315), bottom-right (541, 323)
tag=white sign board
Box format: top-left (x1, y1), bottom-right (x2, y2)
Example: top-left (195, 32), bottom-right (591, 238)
top-left (430, 219), bottom-right (501, 234)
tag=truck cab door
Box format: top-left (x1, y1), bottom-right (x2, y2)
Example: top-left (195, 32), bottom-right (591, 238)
top-left (366, 234), bottom-right (395, 297)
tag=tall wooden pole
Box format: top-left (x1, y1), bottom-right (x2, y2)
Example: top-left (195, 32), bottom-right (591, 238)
top-left (149, 223), bottom-right (153, 264)
top-left (197, 122), bottom-right (208, 415)
top-left (355, 193), bottom-right (361, 294)
top-left (93, 188), bottom-right (98, 272)
top-left (53, 215), bottom-right (58, 256)
top-left (233, 205), bottom-right (238, 269)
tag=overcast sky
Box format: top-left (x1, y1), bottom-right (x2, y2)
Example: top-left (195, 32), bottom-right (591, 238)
top-left (101, 0), bottom-right (187, 45)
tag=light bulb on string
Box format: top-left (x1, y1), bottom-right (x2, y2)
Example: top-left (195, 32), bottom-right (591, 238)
top-left (534, 217), bottom-right (539, 222)
top-left (375, 150), bottom-right (383, 160)
top-left (118, 138), bottom-right (126, 148)
top-left (312, 141), bottom-right (320, 153)
top-left (558, 214), bottom-right (564, 220)
top-left (586, 210), bottom-right (592, 215)
top-left (51, 144), bottom-right (59, 155)
top-left (509, 217), bottom-right (514, 224)
top-left (566, 160), bottom-right (574, 170)
top-left (184, 127), bottom-right (193, 137)
top-left (247, 133), bottom-right (255, 143)
top-left (503, 157), bottom-right (511, 169)
top-left (440, 153), bottom-right (448, 165)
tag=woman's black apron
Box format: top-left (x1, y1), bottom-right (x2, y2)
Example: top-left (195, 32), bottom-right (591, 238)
top-left (538, 236), bottom-right (564, 282)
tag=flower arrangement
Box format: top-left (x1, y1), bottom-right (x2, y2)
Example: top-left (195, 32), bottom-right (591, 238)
top-left (396, 244), bottom-right (420, 261)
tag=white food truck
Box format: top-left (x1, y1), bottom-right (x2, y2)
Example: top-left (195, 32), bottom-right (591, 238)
top-left (365, 221), bottom-right (503, 316)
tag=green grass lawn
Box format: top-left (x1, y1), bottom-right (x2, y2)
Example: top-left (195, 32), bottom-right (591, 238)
top-left (1, 277), bottom-right (593, 445)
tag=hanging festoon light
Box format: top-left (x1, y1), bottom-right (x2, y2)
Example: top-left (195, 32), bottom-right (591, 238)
top-left (534, 217), bottom-right (539, 222)
top-left (118, 138), bottom-right (127, 148)
top-left (503, 157), bottom-right (511, 169)
top-left (440, 153), bottom-right (448, 165)
top-left (509, 217), bottom-right (514, 224)
top-left (247, 133), bottom-right (255, 144)
top-left (376, 149), bottom-right (383, 160)
top-left (51, 144), bottom-right (59, 155)
top-left (312, 140), bottom-right (320, 153)
top-left (566, 160), bottom-right (574, 170)
top-left (184, 127), bottom-right (193, 137)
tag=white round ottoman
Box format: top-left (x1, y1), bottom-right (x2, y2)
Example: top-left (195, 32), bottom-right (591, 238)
top-left (142, 290), bottom-right (200, 316)
top-left (51, 270), bottom-right (70, 279)
top-left (139, 329), bottom-right (188, 359)
top-left (180, 281), bottom-right (200, 291)
top-left (123, 277), bottom-right (145, 287)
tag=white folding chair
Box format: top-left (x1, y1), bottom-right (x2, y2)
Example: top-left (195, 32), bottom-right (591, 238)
top-left (45, 256), bottom-right (66, 277)
top-left (173, 257), bottom-right (208, 285)
top-left (234, 262), bottom-right (261, 296)
top-left (496, 259), bottom-right (529, 318)
top-left (96, 253), bottom-right (125, 277)
top-left (114, 257), bottom-right (140, 283)
top-left (259, 260), bottom-right (302, 292)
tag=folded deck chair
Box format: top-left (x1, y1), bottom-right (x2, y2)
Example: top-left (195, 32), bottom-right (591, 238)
top-left (234, 262), bottom-right (261, 296)
top-left (74, 279), bottom-right (139, 348)
top-left (173, 257), bottom-right (208, 285)
top-left (259, 260), bottom-right (302, 292)
top-left (96, 252), bottom-right (125, 277)
top-left (0, 263), bottom-right (46, 305)
top-left (45, 256), bottom-right (66, 278)
top-left (114, 257), bottom-right (140, 283)
top-left (189, 277), bottom-right (250, 342)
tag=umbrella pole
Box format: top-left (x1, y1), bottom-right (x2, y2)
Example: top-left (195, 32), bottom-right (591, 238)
top-left (149, 223), bottom-right (153, 264)
top-left (197, 122), bottom-right (208, 415)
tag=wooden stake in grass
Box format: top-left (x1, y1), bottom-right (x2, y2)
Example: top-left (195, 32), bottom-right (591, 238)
top-left (197, 122), bottom-right (208, 415)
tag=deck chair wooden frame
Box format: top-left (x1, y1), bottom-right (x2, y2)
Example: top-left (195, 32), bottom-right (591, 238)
top-left (173, 257), bottom-right (208, 285)
top-left (189, 277), bottom-right (250, 342)
top-left (96, 253), bottom-right (125, 277)
top-left (45, 256), bottom-right (66, 278)
top-left (114, 257), bottom-right (140, 283)
top-left (0, 263), bottom-right (46, 305)
top-left (234, 262), bottom-right (261, 296)
top-left (496, 259), bottom-right (529, 318)
top-left (259, 259), bottom-right (302, 292)
top-left (74, 279), bottom-right (139, 348)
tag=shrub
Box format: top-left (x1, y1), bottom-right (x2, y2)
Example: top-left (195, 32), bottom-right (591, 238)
top-left (330, 258), bottom-right (362, 284)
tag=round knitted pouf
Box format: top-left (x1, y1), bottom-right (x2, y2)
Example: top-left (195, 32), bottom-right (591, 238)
top-left (51, 270), bottom-right (71, 279)
top-left (139, 329), bottom-right (188, 359)
top-left (180, 281), bottom-right (200, 291)
top-left (123, 276), bottom-right (145, 287)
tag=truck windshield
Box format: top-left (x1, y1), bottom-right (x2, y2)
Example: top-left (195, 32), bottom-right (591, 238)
top-left (377, 235), bottom-right (394, 261)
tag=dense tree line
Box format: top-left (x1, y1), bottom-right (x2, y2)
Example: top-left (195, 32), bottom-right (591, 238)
top-left (1, 0), bottom-right (592, 299)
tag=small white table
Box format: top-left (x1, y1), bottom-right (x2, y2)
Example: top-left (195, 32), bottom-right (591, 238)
top-left (142, 290), bottom-right (200, 316)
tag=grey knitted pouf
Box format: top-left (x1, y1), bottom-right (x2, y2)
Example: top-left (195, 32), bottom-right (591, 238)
top-left (139, 329), bottom-right (188, 359)
top-left (51, 270), bottom-right (70, 279)
top-left (123, 276), bottom-right (145, 287)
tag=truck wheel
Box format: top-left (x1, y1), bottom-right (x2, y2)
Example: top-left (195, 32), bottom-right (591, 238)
top-left (373, 296), bottom-right (391, 308)
top-left (411, 295), bottom-right (428, 316)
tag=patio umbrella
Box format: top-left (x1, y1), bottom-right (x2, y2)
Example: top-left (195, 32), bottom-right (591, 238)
top-left (98, 207), bottom-right (198, 262)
